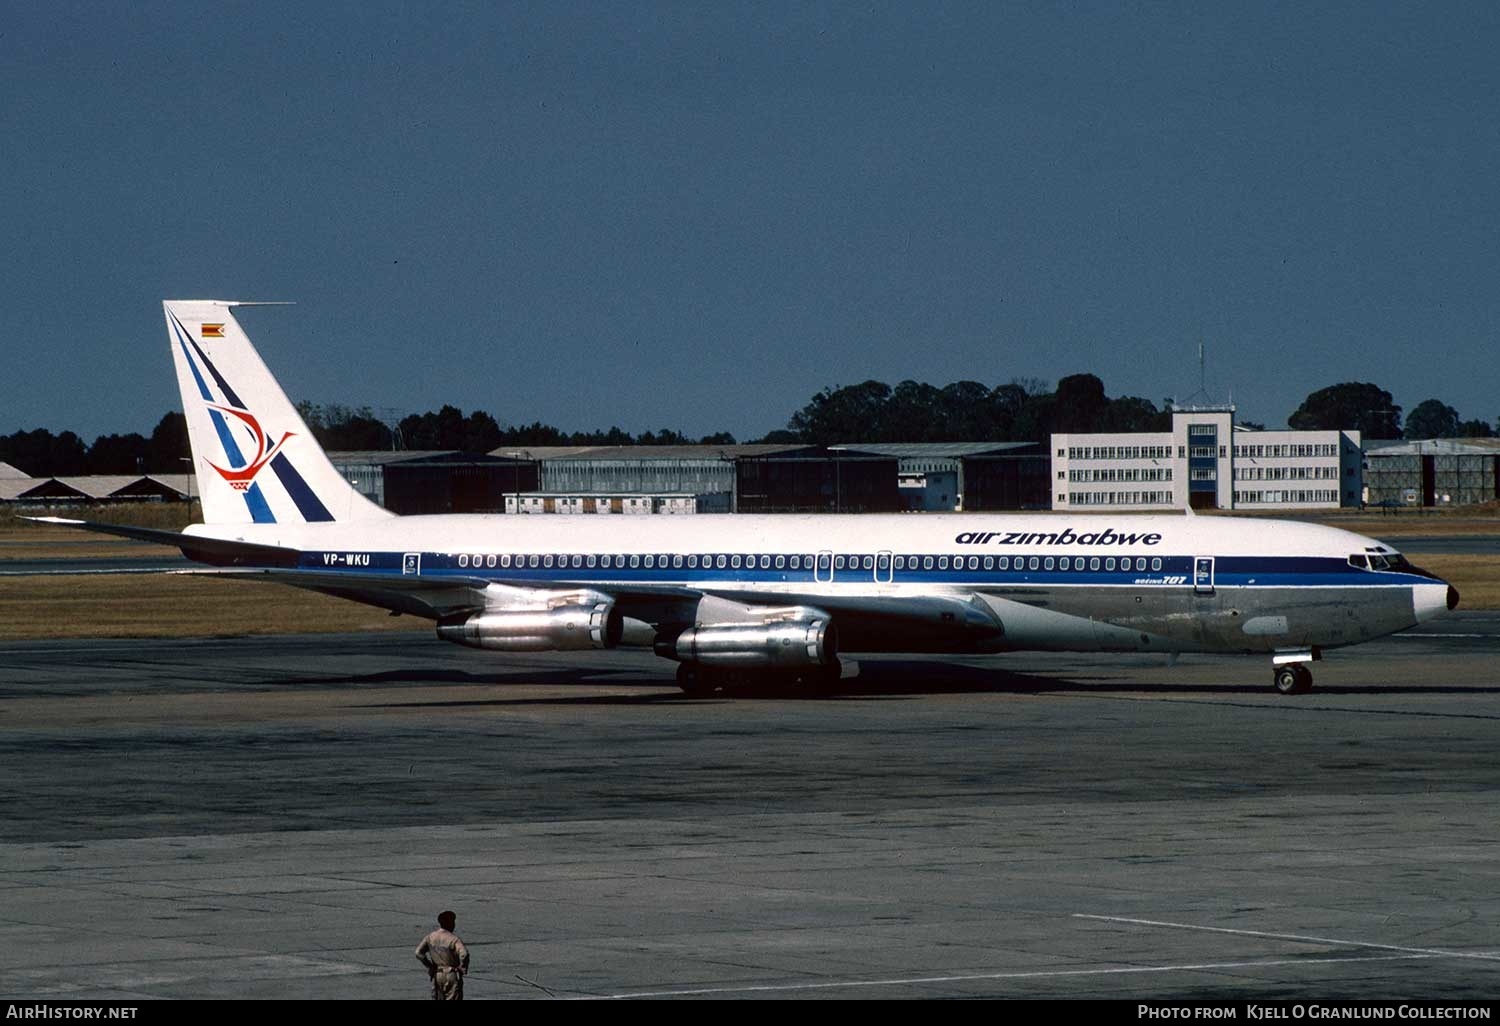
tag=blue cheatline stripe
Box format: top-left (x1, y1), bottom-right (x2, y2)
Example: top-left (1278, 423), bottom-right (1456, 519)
top-left (243, 482), bottom-right (276, 524)
top-left (276, 548), bottom-right (1442, 594)
top-left (270, 453), bottom-right (334, 522)
top-left (188, 337), bottom-right (247, 409)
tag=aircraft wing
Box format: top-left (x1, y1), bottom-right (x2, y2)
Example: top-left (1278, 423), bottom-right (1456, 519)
top-left (176, 566), bottom-right (497, 619)
top-left (175, 567), bottom-right (710, 622)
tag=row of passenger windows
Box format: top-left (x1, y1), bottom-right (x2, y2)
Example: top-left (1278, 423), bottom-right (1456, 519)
top-left (452, 552), bottom-right (1170, 573)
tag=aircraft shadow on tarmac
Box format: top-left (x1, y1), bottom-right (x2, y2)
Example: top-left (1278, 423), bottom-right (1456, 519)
top-left (273, 658), bottom-right (1500, 706)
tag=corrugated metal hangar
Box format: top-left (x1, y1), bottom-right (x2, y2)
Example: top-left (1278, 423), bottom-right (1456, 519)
top-left (1363, 438), bottom-right (1500, 508)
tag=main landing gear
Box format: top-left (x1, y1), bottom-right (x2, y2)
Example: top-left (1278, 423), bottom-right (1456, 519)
top-left (676, 659), bottom-right (843, 697)
top-left (1272, 650), bottom-right (1319, 694)
top-left (1273, 663), bottom-right (1313, 695)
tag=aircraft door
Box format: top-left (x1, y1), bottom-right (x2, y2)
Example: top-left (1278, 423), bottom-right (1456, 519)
top-left (1194, 556), bottom-right (1215, 595)
top-left (815, 550), bottom-right (834, 583)
top-left (876, 550), bottom-right (893, 584)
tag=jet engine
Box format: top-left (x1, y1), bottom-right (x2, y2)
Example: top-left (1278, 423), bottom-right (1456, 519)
top-left (436, 601), bottom-right (620, 652)
top-left (666, 612), bottom-right (837, 668)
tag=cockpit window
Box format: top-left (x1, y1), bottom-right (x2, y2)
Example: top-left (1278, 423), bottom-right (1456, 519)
top-left (1348, 554), bottom-right (1368, 569)
top-left (1369, 554), bottom-right (1391, 571)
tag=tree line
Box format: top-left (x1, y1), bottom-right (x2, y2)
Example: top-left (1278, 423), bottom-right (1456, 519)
top-left (3, 378), bottom-right (1494, 477)
top-left (1287, 383), bottom-right (1495, 440)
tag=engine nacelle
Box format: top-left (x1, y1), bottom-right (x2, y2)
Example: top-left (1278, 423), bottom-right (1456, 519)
top-left (670, 616), bottom-right (837, 668)
top-left (436, 602), bottom-right (620, 652)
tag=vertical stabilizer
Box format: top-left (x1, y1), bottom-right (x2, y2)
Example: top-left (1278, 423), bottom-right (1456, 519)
top-left (164, 301), bottom-right (394, 526)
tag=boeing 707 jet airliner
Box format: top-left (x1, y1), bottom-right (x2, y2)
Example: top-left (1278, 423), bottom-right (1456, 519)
top-left (37, 301), bottom-right (1459, 695)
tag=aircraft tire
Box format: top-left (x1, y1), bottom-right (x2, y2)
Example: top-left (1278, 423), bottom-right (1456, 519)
top-left (1273, 664), bottom-right (1312, 695)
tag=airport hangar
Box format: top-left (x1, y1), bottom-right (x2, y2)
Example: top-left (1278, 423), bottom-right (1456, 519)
top-left (323, 442), bottom-right (1054, 516)
top-left (12, 420), bottom-right (1499, 516)
top-left (323, 415), bottom-right (1388, 517)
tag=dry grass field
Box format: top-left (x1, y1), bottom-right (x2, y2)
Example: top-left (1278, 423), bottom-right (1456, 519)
top-left (1, 504), bottom-right (1495, 641)
top-left (0, 573), bottom-right (428, 640)
top-left (1407, 554), bottom-right (1500, 610)
top-left (2, 509), bottom-right (424, 640)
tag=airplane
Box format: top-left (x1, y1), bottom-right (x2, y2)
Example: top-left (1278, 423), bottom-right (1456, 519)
top-left (34, 300), bottom-right (1459, 696)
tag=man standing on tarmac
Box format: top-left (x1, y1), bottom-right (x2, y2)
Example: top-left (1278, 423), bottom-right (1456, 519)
top-left (415, 910), bottom-right (470, 1000)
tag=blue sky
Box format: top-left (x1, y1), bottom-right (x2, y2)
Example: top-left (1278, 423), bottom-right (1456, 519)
top-left (4, 2), bottom-right (1498, 442)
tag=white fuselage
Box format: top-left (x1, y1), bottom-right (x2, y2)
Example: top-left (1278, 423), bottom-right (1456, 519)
top-left (186, 511), bottom-right (1451, 656)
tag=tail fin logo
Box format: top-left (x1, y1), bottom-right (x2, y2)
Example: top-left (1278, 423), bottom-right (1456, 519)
top-left (205, 404), bottom-right (295, 490)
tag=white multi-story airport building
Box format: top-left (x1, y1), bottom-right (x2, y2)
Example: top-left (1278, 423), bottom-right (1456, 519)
top-left (1052, 406), bottom-right (1363, 511)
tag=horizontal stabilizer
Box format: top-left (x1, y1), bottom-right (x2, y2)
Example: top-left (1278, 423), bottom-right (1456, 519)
top-left (22, 516), bottom-right (297, 567)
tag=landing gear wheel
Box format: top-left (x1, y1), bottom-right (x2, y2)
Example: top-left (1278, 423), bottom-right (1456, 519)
top-left (1273, 664), bottom-right (1313, 695)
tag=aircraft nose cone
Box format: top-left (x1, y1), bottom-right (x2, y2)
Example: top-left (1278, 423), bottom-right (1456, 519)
top-left (1414, 582), bottom-right (1456, 623)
